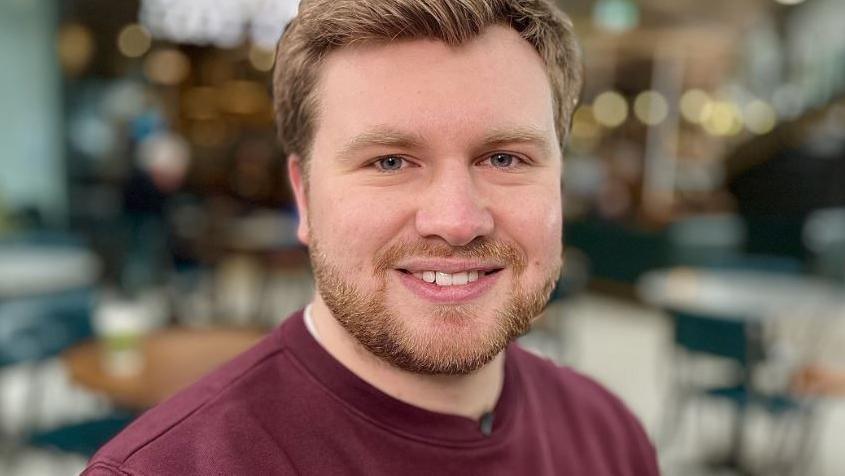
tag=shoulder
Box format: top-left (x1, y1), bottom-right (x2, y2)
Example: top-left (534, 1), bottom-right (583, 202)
top-left (509, 345), bottom-right (660, 475)
top-left (84, 323), bottom-right (297, 474)
top-left (81, 461), bottom-right (132, 476)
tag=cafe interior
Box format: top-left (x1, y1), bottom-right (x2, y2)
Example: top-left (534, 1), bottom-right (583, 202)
top-left (1, 0), bottom-right (844, 474)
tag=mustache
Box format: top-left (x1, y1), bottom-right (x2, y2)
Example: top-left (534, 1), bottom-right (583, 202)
top-left (374, 237), bottom-right (527, 275)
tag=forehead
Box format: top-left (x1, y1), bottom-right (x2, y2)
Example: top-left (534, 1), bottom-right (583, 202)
top-left (311, 25), bottom-right (557, 154)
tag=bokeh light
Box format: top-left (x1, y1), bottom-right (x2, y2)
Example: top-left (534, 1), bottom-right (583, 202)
top-left (744, 100), bottom-right (777, 135)
top-left (57, 23), bottom-right (95, 76)
top-left (680, 89), bottom-right (712, 124)
top-left (593, 0), bottom-right (640, 33)
top-left (701, 101), bottom-right (744, 136)
top-left (248, 45), bottom-right (276, 72)
top-left (143, 49), bottom-right (191, 86)
top-left (593, 91), bottom-right (629, 128)
top-left (634, 91), bottom-right (669, 126)
top-left (117, 24), bottom-right (152, 58)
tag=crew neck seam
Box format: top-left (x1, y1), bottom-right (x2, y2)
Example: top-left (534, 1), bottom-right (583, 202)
top-left (282, 318), bottom-right (520, 448)
top-left (283, 345), bottom-right (516, 449)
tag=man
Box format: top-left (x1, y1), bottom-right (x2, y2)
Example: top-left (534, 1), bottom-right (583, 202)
top-left (85, 0), bottom-right (660, 474)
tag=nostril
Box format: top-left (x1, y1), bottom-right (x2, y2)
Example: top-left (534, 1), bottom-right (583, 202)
top-left (414, 205), bottom-right (495, 247)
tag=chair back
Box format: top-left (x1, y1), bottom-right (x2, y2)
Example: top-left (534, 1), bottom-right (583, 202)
top-left (670, 253), bottom-right (802, 366)
top-left (672, 310), bottom-right (764, 366)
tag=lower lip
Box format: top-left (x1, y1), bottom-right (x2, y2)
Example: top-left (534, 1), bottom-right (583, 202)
top-left (396, 270), bottom-right (501, 304)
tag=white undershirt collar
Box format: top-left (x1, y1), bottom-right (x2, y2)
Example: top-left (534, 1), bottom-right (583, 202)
top-left (303, 304), bottom-right (320, 343)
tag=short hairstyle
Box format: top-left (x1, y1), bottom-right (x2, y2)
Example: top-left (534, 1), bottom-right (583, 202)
top-left (273, 0), bottom-right (583, 169)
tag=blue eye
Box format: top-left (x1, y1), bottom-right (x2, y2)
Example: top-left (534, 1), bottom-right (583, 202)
top-left (489, 153), bottom-right (516, 168)
top-left (374, 156), bottom-right (405, 172)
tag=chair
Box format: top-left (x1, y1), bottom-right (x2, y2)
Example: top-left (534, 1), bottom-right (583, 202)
top-left (661, 214), bottom-right (751, 444)
top-left (660, 253), bottom-right (812, 472)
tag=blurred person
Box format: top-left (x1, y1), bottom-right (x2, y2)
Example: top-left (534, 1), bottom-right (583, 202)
top-left (793, 364), bottom-right (845, 396)
top-left (84, 1), bottom-right (659, 474)
top-left (121, 131), bottom-right (191, 291)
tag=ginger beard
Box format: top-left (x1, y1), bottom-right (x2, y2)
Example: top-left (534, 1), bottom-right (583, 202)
top-left (309, 237), bottom-right (560, 375)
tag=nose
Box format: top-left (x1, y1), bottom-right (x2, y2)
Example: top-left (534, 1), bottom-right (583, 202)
top-left (414, 166), bottom-right (494, 246)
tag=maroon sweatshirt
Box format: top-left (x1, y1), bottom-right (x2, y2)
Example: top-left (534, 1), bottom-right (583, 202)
top-left (84, 310), bottom-right (660, 475)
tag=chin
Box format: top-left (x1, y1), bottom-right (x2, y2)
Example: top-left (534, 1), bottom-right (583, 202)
top-left (378, 304), bottom-right (524, 375)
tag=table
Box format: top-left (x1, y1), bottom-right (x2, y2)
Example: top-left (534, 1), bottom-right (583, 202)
top-left (638, 267), bottom-right (845, 322)
top-left (63, 327), bottom-right (265, 410)
top-left (0, 245), bottom-right (101, 299)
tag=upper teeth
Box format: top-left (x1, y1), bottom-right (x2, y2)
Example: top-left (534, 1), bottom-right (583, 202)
top-left (412, 270), bottom-right (480, 286)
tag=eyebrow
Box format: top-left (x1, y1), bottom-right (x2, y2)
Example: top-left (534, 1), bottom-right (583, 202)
top-left (338, 127), bottom-right (426, 158)
top-left (337, 125), bottom-right (554, 158)
top-left (480, 126), bottom-right (554, 155)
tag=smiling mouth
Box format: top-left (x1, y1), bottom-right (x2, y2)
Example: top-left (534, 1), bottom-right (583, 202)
top-left (397, 269), bottom-right (503, 287)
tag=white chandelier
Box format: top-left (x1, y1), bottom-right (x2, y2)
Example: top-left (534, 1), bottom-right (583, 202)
top-left (139, 0), bottom-right (300, 49)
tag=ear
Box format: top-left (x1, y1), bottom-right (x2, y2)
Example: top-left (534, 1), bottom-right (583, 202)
top-left (288, 154), bottom-right (310, 245)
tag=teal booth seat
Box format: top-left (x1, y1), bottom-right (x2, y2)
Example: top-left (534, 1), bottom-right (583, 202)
top-left (0, 288), bottom-right (94, 366)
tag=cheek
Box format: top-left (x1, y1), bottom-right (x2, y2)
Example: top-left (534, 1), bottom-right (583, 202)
top-left (309, 182), bottom-right (415, 265)
top-left (495, 187), bottom-right (562, 270)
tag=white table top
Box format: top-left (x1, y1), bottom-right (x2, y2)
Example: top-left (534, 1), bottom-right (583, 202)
top-left (0, 245), bottom-right (101, 299)
top-left (638, 267), bottom-right (845, 322)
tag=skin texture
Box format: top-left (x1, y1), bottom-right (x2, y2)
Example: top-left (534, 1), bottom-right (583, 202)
top-left (288, 25), bottom-right (564, 419)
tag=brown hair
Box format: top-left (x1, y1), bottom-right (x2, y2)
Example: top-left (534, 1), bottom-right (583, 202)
top-left (273, 0), bottom-right (583, 168)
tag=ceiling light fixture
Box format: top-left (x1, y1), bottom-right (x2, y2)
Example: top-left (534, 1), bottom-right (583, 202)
top-left (139, 0), bottom-right (299, 49)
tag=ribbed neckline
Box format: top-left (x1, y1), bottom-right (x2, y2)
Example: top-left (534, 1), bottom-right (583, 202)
top-left (280, 310), bottom-right (520, 447)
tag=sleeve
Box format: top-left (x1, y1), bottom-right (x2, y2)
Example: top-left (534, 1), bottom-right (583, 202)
top-left (625, 414), bottom-right (661, 476)
top-left (566, 368), bottom-right (661, 476)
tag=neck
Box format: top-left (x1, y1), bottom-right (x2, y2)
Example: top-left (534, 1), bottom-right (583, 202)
top-left (307, 297), bottom-right (505, 420)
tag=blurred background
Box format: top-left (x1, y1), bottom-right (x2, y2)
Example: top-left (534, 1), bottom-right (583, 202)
top-left (1, 0), bottom-right (844, 474)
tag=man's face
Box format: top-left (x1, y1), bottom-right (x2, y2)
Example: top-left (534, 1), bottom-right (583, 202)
top-left (291, 25), bottom-right (563, 375)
